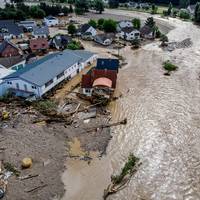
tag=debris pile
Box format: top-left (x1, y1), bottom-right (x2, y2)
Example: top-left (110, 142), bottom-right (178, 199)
top-left (165, 38), bottom-right (192, 51)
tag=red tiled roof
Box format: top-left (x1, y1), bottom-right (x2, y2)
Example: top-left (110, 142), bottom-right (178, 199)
top-left (93, 77), bottom-right (112, 88)
top-left (30, 38), bottom-right (49, 51)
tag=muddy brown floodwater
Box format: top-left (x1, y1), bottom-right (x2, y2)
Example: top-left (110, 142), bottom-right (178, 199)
top-left (62, 13), bottom-right (200, 200)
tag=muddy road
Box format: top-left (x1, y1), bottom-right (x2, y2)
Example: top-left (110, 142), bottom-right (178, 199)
top-left (62, 12), bottom-right (200, 200)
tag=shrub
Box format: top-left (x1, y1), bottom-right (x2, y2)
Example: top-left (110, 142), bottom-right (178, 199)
top-left (33, 100), bottom-right (57, 114)
top-left (163, 61), bottom-right (178, 71)
top-left (179, 9), bottom-right (190, 19)
top-left (67, 40), bottom-right (83, 50)
top-left (103, 19), bottom-right (117, 33)
top-left (88, 19), bottom-right (97, 28)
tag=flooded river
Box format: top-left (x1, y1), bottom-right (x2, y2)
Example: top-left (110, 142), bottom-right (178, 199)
top-left (62, 14), bottom-right (200, 200)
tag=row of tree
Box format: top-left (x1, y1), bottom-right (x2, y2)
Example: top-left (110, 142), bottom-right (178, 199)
top-left (0, 2), bottom-right (74, 20)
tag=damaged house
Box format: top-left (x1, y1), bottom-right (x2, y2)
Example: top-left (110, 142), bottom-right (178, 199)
top-left (81, 58), bottom-right (119, 97)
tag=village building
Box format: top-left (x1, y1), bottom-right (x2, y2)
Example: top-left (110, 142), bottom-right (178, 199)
top-left (94, 33), bottom-right (114, 46)
top-left (0, 40), bottom-right (22, 57)
top-left (0, 56), bottom-right (26, 71)
top-left (49, 34), bottom-right (72, 50)
top-left (29, 38), bottom-right (49, 53)
top-left (81, 58), bottom-right (119, 96)
top-left (140, 25), bottom-right (155, 39)
top-left (1, 50), bottom-right (96, 98)
top-left (18, 20), bottom-right (37, 32)
top-left (44, 16), bottom-right (59, 27)
top-left (32, 25), bottom-right (49, 38)
top-left (117, 20), bottom-right (133, 32)
top-left (77, 24), bottom-right (97, 39)
top-left (119, 27), bottom-right (140, 41)
top-left (0, 20), bottom-right (24, 39)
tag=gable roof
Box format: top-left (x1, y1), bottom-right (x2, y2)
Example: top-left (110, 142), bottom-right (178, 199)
top-left (96, 58), bottom-right (119, 72)
top-left (0, 55), bottom-right (26, 69)
top-left (78, 24), bottom-right (92, 34)
top-left (33, 25), bottom-right (49, 36)
top-left (0, 40), bottom-right (20, 54)
top-left (0, 20), bottom-right (23, 36)
top-left (121, 27), bottom-right (138, 34)
top-left (51, 34), bottom-right (72, 48)
top-left (140, 25), bottom-right (153, 35)
top-left (94, 33), bottom-right (114, 42)
top-left (30, 38), bottom-right (49, 50)
top-left (4, 50), bottom-right (95, 86)
top-left (45, 16), bottom-right (57, 20)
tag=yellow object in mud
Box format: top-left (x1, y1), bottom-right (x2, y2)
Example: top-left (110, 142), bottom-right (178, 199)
top-left (22, 158), bottom-right (33, 169)
top-left (2, 112), bottom-right (9, 120)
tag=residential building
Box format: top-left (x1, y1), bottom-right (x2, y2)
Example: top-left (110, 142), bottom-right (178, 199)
top-left (32, 25), bottom-right (49, 38)
top-left (96, 58), bottom-right (119, 73)
top-left (0, 20), bottom-right (23, 39)
top-left (18, 20), bottom-right (37, 32)
top-left (117, 20), bottom-right (133, 32)
top-left (0, 66), bottom-right (14, 96)
top-left (140, 25), bottom-right (155, 39)
top-left (30, 38), bottom-right (49, 53)
top-left (94, 33), bottom-right (114, 46)
top-left (1, 50), bottom-right (96, 98)
top-left (0, 40), bottom-right (22, 57)
top-left (77, 24), bottom-right (97, 38)
top-left (81, 69), bottom-right (117, 96)
top-left (0, 55), bottom-right (26, 70)
top-left (44, 16), bottom-right (59, 27)
top-left (49, 34), bottom-right (72, 50)
top-left (119, 27), bottom-right (140, 41)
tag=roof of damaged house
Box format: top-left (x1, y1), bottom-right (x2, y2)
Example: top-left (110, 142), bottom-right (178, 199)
top-left (93, 77), bottom-right (112, 88)
top-left (78, 24), bottom-right (92, 34)
top-left (82, 69), bottom-right (117, 89)
top-left (0, 40), bottom-right (20, 54)
top-left (30, 38), bottom-right (49, 50)
top-left (94, 33), bottom-right (114, 41)
top-left (4, 50), bottom-right (95, 86)
top-left (0, 20), bottom-right (23, 36)
top-left (121, 27), bottom-right (139, 34)
top-left (140, 25), bottom-right (153, 35)
top-left (32, 25), bottom-right (49, 36)
top-left (50, 34), bottom-right (72, 48)
top-left (0, 55), bottom-right (26, 69)
top-left (96, 58), bottom-right (119, 72)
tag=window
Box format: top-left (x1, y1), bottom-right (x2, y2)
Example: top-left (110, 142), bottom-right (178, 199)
top-left (16, 83), bottom-right (19, 89)
top-left (7, 81), bottom-right (12, 85)
top-left (57, 71), bottom-right (64, 79)
top-left (32, 85), bottom-right (37, 89)
top-left (24, 84), bottom-right (27, 91)
top-left (85, 89), bottom-right (90, 93)
top-left (33, 44), bottom-right (37, 48)
top-left (42, 43), bottom-right (46, 47)
top-left (45, 79), bottom-right (53, 88)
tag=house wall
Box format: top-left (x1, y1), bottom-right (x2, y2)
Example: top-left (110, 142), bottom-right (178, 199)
top-left (86, 27), bottom-right (97, 37)
top-left (33, 34), bottom-right (48, 39)
top-left (44, 18), bottom-right (59, 27)
top-left (2, 78), bottom-right (40, 97)
top-left (82, 88), bottom-right (93, 96)
top-left (120, 30), bottom-right (140, 41)
top-left (119, 21), bottom-right (133, 29)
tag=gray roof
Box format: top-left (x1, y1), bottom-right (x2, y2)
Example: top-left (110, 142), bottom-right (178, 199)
top-left (0, 56), bottom-right (25, 69)
top-left (4, 50), bottom-right (95, 86)
top-left (0, 20), bottom-right (23, 36)
top-left (33, 25), bottom-right (49, 36)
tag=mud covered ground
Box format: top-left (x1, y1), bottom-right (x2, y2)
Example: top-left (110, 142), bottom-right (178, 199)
top-left (0, 99), bottom-right (111, 200)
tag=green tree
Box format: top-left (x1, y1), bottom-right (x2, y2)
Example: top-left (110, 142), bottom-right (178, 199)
top-left (168, 2), bottom-right (173, 15)
top-left (29, 6), bottom-right (45, 18)
top-left (194, 3), bottom-right (200, 23)
top-left (103, 19), bottom-right (117, 32)
top-left (68, 23), bottom-right (77, 35)
top-left (131, 38), bottom-right (140, 49)
top-left (98, 18), bottom-right (104, 29)
top-left (151, 4), bottom-right (158, 14)
top-left (179, 9), bottom-right (190, 19)
top-left (94, 0), bottom-right (104, 14)
top-left (69, 4), bottom-right (73, 13)
top-left (160, 34), bottom-right (169, 46)
top-left (108, 0), bottom-right (119, 8)
top-left (179, 0), bottom-right (189, 8)
top-left (88, 19), bottom-right (97, 28)
top-left (145, 17), bottom-right (156, 29)
top-left (75, 0), bottom-right (89, 15)
top-left (132, 18), bottom-right (141, 30)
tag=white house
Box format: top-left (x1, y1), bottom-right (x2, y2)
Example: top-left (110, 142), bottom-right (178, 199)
top-left (44, 16), bottom-right (59, 27)
top-left (94, 34), bottom-right (114, 46)
top-left (32, 25), bottom-right (49, 38)
top-left (77, 24), bottom-right (97, 39)
top-left (117, 20), bottom-right (133, 32)
top-left (0, 65), bottom-right (14, 96)
top-left (119, 27), bottom-right (140, 41)
top-left (1, 50), bottom-right (96, 98)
